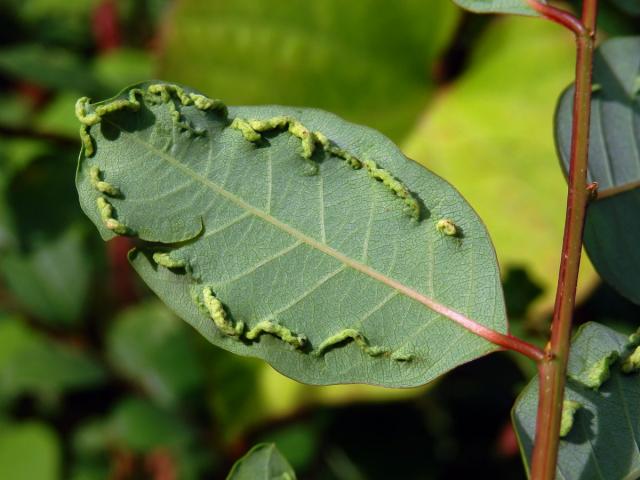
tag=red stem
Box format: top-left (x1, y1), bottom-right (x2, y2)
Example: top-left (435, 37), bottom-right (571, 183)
top-left (525, 0), bottom-right (586, 35)
top-left (529, 1), bottom-right (598, 478)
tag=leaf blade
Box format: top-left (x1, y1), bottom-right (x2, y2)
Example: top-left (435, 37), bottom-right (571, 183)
top-left (76, 82), bottom-right (507, 388)
top-left (450, 0), bottom-right (541, 16)
top-left (226, 443), bottom-right (296, 480)
top-left (512, 322), bottom-right (640, 480)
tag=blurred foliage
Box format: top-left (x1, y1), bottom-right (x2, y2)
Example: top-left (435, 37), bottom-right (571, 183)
top-left (0, 0), bottom-right (638, 479)
top-left (159, 0), bottom-right (460, 141)
top-left (0, 421), bottom-right (61, 480)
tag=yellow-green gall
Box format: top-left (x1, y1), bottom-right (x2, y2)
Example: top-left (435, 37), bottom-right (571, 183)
top-left (245, 320), bottom-right (307, 349)
top-left (230, 118), bottom-right (261, 142)
top-left (316, 328), bottom-right (387, 357)
top-left (436, 219), bottom-right (458, 236)
top-left (89, 166), bottom-right (121, 196)
top-left (622, 346), bottom-right (640, 374)
top-left (559, 400), bottom-right (582, 437)
top-left (202, 287), bottom-right (244, 336)
top-left (152, 252), bottom-right (186, 269)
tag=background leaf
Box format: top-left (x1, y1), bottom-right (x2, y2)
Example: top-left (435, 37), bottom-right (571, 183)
top-left (0, 155), bottom-right (94, 327)
top-left (158, 0), bottom-right (460, 141)
top-left (76, 81), bottom-right (507, 388)
top-left (610, 0), bottom-right (640, 15)
top-left (0, 421), bottom-right (61, 480)
top-left (512, 322), bottom-right (640, 479)
top-left (450, 0), bottom-right (541, 16)
top-left (73, 397), bottom-right (215, 480)
top-left (0, 44), bottom-right (100, 94)
top-left (227, 443), bottom-right (296, 480)
top-left (0, 315), bottom-right (106, 404)
top-left (556, 36), bottom-right (640, 305)
top-left (403, 17), bottom-right (597, 316)
top-left (107, 301), bottom-right (205, 407)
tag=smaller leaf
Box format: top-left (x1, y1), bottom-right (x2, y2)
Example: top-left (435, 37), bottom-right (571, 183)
top-left (555, 36), bottom-right (640, 305)
top-left (512, 322), bottom-right (640, 480)
top-left (451, 0), bottom-right (541, 16)
top-left (227, 443), bottom-right (296, 480)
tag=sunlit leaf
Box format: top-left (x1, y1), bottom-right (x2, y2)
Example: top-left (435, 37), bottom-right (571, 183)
top-left (75, 81), bottom-right (506, 388)
top-left (451, 0), bottom-right (541, 16)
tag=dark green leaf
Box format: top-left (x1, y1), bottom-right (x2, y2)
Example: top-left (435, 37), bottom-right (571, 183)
top-left (0, 422), bottom-right (61, 480)
top-left (0, 315), bottom-right (106, 403)
top-left (159, 0), bottom-right (460, 141)
top-left (0, 44), bottom-right (99, 93)
top-left (512, 322), bottom-right (640, 479)
top-left (0, 155), bottom-right (94, 326)
top-left (107, 301), bottom-right (205, 407)
top-left (555, 36), bottom-right (640, 304)
top-left (75, 82), bottom-right (507, 388)
top-left (227, 443), bottom-right (296, 480)
top-left (74, 397), bottom-right (215, 480)
top-left (610, 0), bottom-right (640, 16)
top-left (450, 0), bottom-right (541, 16)
top-left (0, 227), bottom-right (91, 327)
top-left (5, 0), bottom-right (94, 48)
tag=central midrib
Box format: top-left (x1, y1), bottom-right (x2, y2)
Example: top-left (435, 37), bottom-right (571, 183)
top-left (119, 124), bottom-right (483, 332)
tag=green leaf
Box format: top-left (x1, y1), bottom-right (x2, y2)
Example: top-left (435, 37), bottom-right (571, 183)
top-left (610, 0), bottom-right (640, 16)
top-left (159, 0), bottom-right (460, 141)
top-left (5, 0), bottom-right (95, 48)
top-left (0, 422), bottom-right (61, 480)
top-left (555, 36), bottom-right (640, 304)
top-left (512, 322), bottom-right (640, 479)
top-left (227, 443), bottom-right (296, 480)
top-left (0, 315), bottom-right (106, 403)
top-left (0, 155), bottom-right (94, 327)
top-left (73, 397), bottom-right (215, 480)
top-left (450, 0), bottom-right (540, 16)
top-left (107, 301), bottom-right (205, 407)
top-left (0, 226), bottom-right (91, 327)
top-left (403, 17), bottom-right (597, 316)
top-left (0, 44), bottom-right (99, 93)
top-left (34, 92), bottom-right (86, 138)
top-left (75, 81), bottom-right (507, 388)
top-left (92, 49), bottom-right (155, 94)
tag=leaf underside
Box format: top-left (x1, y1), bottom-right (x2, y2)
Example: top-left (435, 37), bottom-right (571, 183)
top-left (226, 443), bottom-right (296, 480)
top-left (451, 0), bottom-right (541, 16)
top-left (556, 36), bottom-right (640, 304)
top-left (75, 81), bottom-right (506, 388)
top-left (513, 322), bottom-right (640, 480)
